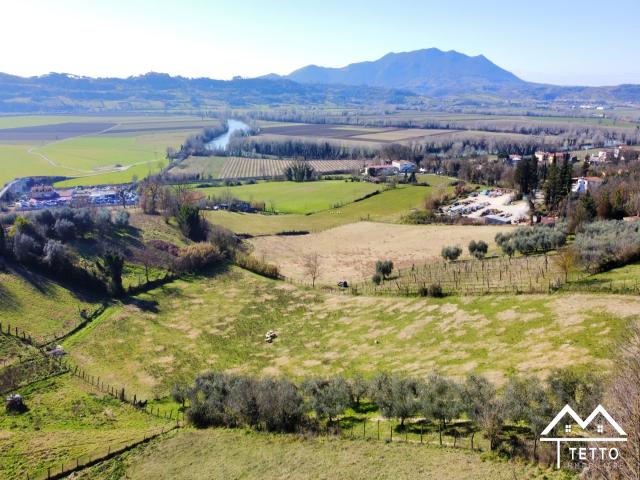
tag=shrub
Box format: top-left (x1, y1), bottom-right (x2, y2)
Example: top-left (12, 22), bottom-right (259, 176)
top-left (573, 220), bottom-right (640, 272)
top-left (54, 218), bottom-right (76, 242)
top-left (468, 240), bottom-right (488, 260)
top-left (441, 245), bottom-right (462, 262)
top-left (43, 240), bottom-right (68, 271)
top-left (113, 210), bottom-right (130, 228)
top-left (207, 224), bottom-right (240, 257)
top-left (235, 253), bottom-right (279, 279)
top-left (12, 232), bottom-right (41, 263)
top-left (176, 243), bottom-right (223, 273)
top-left (177, 205), bottom-right (207, 241)
top-left (371, 272), bottom-right (382, 285)
top-left (375, 260), bottom-right (394, 279)
top-left (94, 208), bottom-right (112, 232)
top-left (146, 239), bottom-right (180, 257)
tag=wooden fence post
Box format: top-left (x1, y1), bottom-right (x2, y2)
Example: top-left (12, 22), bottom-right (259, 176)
top-left (377, 420), bottom-right (380, 440)
top-left (420, 424), bottom-right (423, 444)
top-left (390, 423), bottom-right (393, 441)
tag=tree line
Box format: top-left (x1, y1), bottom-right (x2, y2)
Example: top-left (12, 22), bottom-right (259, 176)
top-left (175, 367), bottom-right (602, 462)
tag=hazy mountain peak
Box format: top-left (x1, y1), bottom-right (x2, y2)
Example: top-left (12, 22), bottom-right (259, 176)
top-left (285, 48), bottom-right (524, 96)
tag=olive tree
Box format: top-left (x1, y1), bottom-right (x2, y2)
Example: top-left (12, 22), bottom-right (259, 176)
top-left (421, 374), bottom-right (463, 446)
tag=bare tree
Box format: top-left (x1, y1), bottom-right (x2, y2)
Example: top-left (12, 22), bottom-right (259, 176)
top-left (303, 252), bottom-right (321, 287)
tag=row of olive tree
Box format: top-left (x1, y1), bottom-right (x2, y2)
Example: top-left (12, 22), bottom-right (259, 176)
top-left (177, 368), bottom-right (602, 460)
top-left (495, 224), bottom-right (568, 257)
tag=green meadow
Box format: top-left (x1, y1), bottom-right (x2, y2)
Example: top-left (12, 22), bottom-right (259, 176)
top-left (64, 268), bottom-right (634, 399)
top-left (0, 374), bottom-right (169, 479)
top-left (86, 429), bottom-right (568, 480)
top-left (204, 176), bottom-right (454, 234)
top-left (200, 180), bottom-right (381, 214)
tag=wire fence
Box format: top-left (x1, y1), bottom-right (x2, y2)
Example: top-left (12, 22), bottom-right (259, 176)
top-left (26, 425), bottom-right (179, 480)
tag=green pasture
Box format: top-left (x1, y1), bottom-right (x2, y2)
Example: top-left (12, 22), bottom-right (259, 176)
top-left (200, 180), bottom-right (381, 214)
top-left (0, 374), bottom-right (168, 479)
top-left (64, 267), bottom-right (633, 399)
top-left (0, 265), bottom-right (100, 342)
top-left (204, 175), bottom-right (454, 234)
top-left (87, 429), bottom-right (568, 480)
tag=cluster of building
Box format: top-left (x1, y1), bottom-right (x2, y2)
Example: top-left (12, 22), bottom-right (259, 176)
top-left (364, 160), bottom-right (417, 177)
top-left (14, 185), bottom-right (138, 211)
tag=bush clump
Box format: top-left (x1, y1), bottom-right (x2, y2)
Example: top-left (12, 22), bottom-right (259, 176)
top-left (176, 243), bottom-right (223, 273)
top-left (235, 253), bottom-right (280, 279)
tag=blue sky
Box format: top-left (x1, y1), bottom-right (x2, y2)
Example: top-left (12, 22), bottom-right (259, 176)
top-left (2, 0), bottom-right (639, 85)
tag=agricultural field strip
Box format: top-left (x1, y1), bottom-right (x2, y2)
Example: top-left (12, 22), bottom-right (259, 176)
top-left (218, 157), bottom-right (365, 179)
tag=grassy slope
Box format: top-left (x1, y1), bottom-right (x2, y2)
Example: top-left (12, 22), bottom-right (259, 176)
top-left (204, 176), bottom-right (454, 235)
top-left (64, 268), bottom-right (634, 399)
top-left (0, 265), bottom-right (100, 341)
top-left (199, 180), bottom-right (381, 214)
top-left (0, 374), bottom-right (169, 479)
top-left (86, 429), bottom-right (569, 480)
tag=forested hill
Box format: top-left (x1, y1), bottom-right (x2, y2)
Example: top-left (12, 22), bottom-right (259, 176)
top-left (0, 72), bottom-right (418, 113)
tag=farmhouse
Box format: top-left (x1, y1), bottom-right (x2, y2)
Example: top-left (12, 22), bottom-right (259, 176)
top-left (365, 165), bottom-right (398, 177)
top-left (391, 160), bottom-right (416, 173)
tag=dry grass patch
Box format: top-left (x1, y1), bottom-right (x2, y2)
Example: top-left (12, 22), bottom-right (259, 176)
top-left (250, 222), bottom-right (510, 284)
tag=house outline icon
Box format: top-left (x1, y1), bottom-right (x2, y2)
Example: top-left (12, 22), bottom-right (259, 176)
top-left (540, 404), bottom-right (627, 469)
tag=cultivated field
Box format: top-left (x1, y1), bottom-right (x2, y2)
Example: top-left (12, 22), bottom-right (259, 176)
top-left (0, 115), bottom-right (224, 187)
top-left (64, 268), bottom-right (634, 399)
top-left (200, 180), bottom-right (381, 214)
top-left (168, 156), bottom-right (367, 180)
top-left (88, 429), bottom-right (567, 480)
top-left (218, 157), bottom-right (365, 179)
top-left (249, 222), bottom-right (510, 283)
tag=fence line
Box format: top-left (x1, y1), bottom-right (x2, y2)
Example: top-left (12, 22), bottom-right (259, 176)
top-left (28, 425), bottom-right (180, 480)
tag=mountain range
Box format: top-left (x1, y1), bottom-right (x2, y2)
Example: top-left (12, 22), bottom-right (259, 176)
top-left (0, 48), bottom-right (639, 114)
top-left (282, 48), bottom-right (524, 96)
top-left (275, 48), bottom-right (640, 102)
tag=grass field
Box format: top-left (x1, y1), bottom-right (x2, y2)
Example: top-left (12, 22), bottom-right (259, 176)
top-left (86, 429), bottom-right (569, 480)
top-left (0, 265), bottom-right (100, 342)
top-left (0, 115), bottom-right (224, 187)
top-left (63, 268), bottom-right (635, 399)
top-left (205, 176), bottom-right (455, 235)
top-left (0, 373), bottom-right (169, 479)
top-left (200, 180), bottom-right (381, 214)
top-left (250, 223), bottom-right (510, 283)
